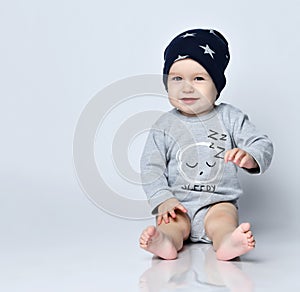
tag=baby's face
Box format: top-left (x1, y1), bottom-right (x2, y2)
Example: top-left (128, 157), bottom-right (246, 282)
top-left (167, 59), bottom-right (218, 116)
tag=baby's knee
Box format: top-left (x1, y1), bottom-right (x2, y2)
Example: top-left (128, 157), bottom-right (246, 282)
top-left (207, 202), bottom-right (237, 220)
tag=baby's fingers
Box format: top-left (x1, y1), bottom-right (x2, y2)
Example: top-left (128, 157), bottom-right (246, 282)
top-left (240, 154), bottom-right (258, 169)
top-left (233, 150), bottom-right (246, 166)
top-left (157, 215), bottom-right (163, 225)
top-left (239, 155), bottom-right (250, 168)
top-left (169, 209), bottom-right (177, 219)
top-left (175, 204), bottom-right (187, 213)
top-left (225, 148), bottom-right (239, 162)
top-left (163, 212), bottom-right (170, 224)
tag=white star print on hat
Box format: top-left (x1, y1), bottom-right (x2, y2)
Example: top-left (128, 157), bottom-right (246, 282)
top-left (199, 44), bottom-right (215, 59)
top-left (180, 32), bottom-right (196, 38)
top-left (209, 29), bottom-right (217, 36)
top-left (174, 55), bottom-right (189, 62)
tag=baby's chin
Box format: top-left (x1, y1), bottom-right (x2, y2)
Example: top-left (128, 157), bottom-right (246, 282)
top-left (178, 110), bottom-right (198, 117)
top-left (176, 106), bottom-right (213, 117)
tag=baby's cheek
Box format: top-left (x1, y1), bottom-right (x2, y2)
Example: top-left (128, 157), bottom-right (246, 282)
top-left (168, 96), bottom-right (179, 108)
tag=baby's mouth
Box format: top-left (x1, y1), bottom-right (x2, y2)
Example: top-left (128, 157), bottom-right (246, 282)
top-left (180, 98), bottom-right (199, 105)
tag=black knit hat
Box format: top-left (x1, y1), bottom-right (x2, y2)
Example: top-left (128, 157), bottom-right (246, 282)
top-left (163, 28), bottom-right (230, 94)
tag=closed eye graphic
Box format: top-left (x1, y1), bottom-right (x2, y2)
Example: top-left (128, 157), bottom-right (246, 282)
top-left (206, 161), bottom-right (216, 168)
top-left (186, 162), bottom-right (198, 168)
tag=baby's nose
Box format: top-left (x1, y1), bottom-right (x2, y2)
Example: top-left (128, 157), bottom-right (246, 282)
top-left (182, 81), bottom-right (194, 93)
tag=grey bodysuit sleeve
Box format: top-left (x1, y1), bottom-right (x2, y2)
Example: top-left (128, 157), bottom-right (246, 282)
top-left (230, 108), bottom-right (274, 174)
top-left (140, 128), bottom-right (174, 214)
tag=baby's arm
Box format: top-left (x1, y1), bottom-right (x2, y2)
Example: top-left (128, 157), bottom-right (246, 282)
top-left (227, 105), bottom-right (274, 174)
top-left (224, 148), bottom-right (258, 170)
top-left (141, 126), bottom-right (176, 215)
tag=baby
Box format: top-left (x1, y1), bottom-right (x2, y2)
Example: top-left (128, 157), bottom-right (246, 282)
top-left (139, 28), bottom-right (273, 261)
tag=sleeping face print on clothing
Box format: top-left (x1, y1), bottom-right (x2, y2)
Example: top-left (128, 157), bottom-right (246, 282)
top-left (176, 142), bottom-right (224, 184)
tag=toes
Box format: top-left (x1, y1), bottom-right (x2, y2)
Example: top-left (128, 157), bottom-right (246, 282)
top-left (139, 226), bottom-right (157, 247)
top-left (141, 233), bottom-right (149, 241)
top-left (247, 235), bottom-right (256, 248)
top-left (140, 236), bottom-right (148, 244)
top-left (239, 222), bottom-right (251, 233)
top-left (139, 233), bottom-right (148, 246)
top-left (248, 241), bottom-right (255, 248)
top-left (243, 226), bottom-right (255, 248)
top-left (247, 235), bottom-right (255, 243)
top-left (140, 235), bottom-right (150, 245)
top-left (140, 235), bottom-right (150, 247)
top-left (146, 226), bottom-right (156, 236)
top-left (139, 237), bottom-right (147, 246)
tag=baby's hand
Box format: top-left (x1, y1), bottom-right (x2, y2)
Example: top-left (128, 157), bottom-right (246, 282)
top-left (224, 148), bottom-right (258, 170)
top-left (157, 198), bottom-right (187, 225)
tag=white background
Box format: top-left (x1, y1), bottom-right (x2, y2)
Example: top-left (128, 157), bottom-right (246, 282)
top-left (1, 1), bottom-right (300, 291)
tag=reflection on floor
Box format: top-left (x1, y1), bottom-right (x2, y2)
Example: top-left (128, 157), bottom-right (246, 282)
top-left (139, 243), bottom-right (253, 292)
top-left (2, 213), bottom-right (300, 291)
top-left (136, 228), bottom-right (300, 292)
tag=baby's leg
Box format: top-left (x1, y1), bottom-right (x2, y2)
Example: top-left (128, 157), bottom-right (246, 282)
top-left (204, 202), bottom-right (255, 261)
top-left (139, 211), bottom-right (190, 260)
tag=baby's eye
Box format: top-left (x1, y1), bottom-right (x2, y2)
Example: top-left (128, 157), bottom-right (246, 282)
top-left (186, 162), bottom-right (198, 168)
top-left (172, 76), bottom-right (182, 81)
top-left (206, 161), bottom-right (216, 168)
top-left (195, 76), bottom-right (204, 81)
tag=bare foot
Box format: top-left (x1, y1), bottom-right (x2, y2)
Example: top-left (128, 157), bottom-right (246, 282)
top-left (216, 223), bottom-right (255, 261)
top-left (139, 226), bottom-right (178, 260)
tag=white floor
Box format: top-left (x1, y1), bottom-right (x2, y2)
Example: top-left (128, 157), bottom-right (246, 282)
top-left (1, 181), bottom-right (300, 292)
